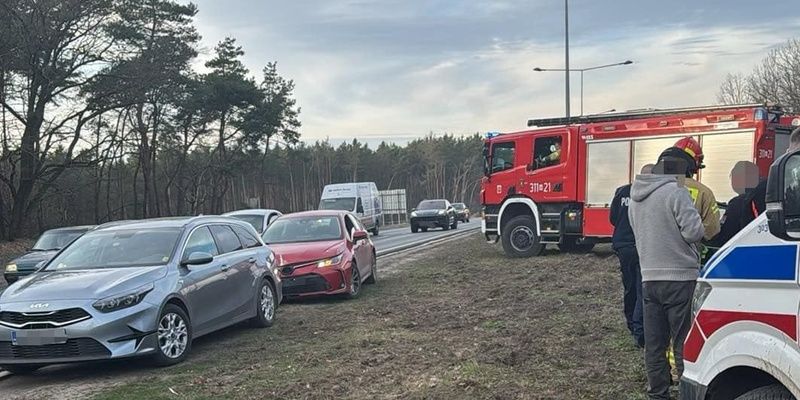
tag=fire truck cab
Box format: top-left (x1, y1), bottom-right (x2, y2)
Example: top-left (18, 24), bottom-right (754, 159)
top-left (679, 146), bottom-right (800, 400)
top-left (481, 104), bottom-right (795, 258)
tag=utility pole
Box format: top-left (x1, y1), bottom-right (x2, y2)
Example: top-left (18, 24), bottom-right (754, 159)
top-left (564, 0), bottom-right (570, 121)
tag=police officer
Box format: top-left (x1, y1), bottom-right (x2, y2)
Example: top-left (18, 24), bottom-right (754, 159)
top-left (610, 163), bottom-right (653, 348)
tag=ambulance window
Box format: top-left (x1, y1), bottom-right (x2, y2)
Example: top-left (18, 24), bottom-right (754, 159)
top-left (491, 142), bottom-right (515, 173)
top-left (531, 136), bottom-right (563, 171)
top-left (784, 155), bottom-right (800, 219)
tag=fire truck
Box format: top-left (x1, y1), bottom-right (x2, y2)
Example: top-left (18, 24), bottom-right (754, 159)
top-left (481, 104), bottom-right (799, 258)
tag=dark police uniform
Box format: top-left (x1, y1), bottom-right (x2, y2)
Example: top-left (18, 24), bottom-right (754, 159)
top-left (610, 183), bottom-right (644, 347)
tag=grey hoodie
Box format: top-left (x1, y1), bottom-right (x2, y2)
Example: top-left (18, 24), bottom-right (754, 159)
top-left (628, 174), bottom-right (705, 282)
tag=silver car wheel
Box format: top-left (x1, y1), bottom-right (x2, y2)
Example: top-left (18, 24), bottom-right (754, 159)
top-left (260, 284), bottom-right (275, 321)
top-left (158, 312), bottom-right (188, 359)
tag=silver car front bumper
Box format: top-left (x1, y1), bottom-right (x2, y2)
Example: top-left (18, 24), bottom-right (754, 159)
top-left (0, 299), bottom-right (161, 365)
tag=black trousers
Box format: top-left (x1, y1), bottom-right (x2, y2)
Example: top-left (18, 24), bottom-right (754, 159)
top-left (615, 245), bottom-right (644, 346)
top-left (642, 280), bottom-right (695, 400)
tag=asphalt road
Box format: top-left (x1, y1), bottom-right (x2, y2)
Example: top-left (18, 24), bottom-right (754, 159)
top-left (371, 219), bottom-right (481, 256)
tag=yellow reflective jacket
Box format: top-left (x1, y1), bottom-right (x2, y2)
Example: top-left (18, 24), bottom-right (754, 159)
top-left (684, 177), bottom-right (720, 241)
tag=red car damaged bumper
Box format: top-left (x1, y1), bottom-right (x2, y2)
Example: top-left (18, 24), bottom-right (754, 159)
top-left (280, 263), bottom-right (351, 298)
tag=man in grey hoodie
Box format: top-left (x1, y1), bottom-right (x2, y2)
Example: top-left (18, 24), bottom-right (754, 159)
top-left (628, 156), bottom-right (705, 400)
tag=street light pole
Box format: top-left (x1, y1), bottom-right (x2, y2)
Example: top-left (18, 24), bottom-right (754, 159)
top-left (533, 60), bottom-right (633, 116)
top-left (580, 70), bottom-right (584, 116)
top-left (564, 0), bottom-right (570, 121)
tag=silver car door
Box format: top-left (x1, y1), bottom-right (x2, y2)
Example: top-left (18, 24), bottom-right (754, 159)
top-left (231, 224), bottom-right (265, 313)
top-left (180, 226), bottom-right (225, 333)
top-left (209, 225), bottom-right (251, 319)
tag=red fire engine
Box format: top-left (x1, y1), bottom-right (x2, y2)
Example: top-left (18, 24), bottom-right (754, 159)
top-left (480, 104), bottom-right (797, 258)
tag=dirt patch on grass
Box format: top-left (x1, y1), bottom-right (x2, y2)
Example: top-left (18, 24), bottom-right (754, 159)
top-left (0, 234), bottom-right (647, 399)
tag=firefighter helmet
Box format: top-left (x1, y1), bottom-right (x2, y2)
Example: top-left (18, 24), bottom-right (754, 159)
top-left (674, 136), bottom-right (705, 171)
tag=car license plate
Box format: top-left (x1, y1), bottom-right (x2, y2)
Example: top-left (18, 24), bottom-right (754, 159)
top-left (11, 329), bottom-right (68, 346)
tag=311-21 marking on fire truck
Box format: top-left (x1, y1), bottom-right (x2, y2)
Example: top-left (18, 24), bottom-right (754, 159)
top-left (529, 182), bottom-right (552, 193)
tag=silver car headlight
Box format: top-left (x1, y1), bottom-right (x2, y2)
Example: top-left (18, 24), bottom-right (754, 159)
top-left (438, 210), bottom-right (445, 215)
top-left (93, 283), bottom-right (154, 313)
top-left (266, 252), bottom-right (276, 269)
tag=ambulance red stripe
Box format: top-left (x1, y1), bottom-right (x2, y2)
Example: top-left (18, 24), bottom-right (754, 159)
top-left (685, 310), bottom-right (797, 363)
top-left (697, 310), bottom-right (797, 340)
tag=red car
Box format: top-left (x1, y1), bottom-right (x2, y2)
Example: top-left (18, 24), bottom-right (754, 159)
top-left (262, 210), bottom-right (377, 299)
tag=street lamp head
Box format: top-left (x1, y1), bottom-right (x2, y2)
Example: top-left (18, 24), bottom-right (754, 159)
top-left (623, 60), bottom-right (633, 65)
top-left (533, 67), bottom-right (543, 72)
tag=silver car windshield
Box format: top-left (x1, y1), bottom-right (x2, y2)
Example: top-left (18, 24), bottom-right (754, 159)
top-left (46, 228), bottom-right (182, 271)
top-left (263, 216), bottom-right (342, 244)
top-left (228, 215), bottom-right (264, 232)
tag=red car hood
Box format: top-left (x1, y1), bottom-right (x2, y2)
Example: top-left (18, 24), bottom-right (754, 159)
top-left (269, 240), bottom-right (346, 267)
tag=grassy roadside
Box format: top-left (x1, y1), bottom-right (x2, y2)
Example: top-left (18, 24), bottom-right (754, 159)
top-left (89, 234), bottom-right (646, 399)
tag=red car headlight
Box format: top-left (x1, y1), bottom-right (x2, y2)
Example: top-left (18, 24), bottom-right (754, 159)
top-left (317, 253), bottom-right (344, 268)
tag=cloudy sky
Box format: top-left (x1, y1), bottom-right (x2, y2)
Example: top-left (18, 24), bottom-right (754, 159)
top-left (191, 0), bottom-right (800, 145)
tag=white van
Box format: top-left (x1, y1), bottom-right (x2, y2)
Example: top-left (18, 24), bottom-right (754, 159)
top-left (319, 182), bottom-right (382, 235)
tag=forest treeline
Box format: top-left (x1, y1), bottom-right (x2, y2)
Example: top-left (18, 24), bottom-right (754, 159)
top-left (0, 0), bottom-right (483, 238)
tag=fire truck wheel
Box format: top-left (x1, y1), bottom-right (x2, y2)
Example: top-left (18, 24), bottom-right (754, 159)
top-left (558, 237), bottom-right (595, 254)
top-left (501, 215), bottom-right (544, 258)
top-left (734, 384), bottom-right (794, 400)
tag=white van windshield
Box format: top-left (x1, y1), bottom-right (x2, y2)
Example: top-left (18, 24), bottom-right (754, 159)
top-left (319, 197), bottom-right (356, 211)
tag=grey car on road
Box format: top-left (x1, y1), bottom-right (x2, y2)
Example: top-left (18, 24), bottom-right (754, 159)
top-left (0, 216), bottom-right (281, 374)
top-left (4, 225), bottom-right (95, 284)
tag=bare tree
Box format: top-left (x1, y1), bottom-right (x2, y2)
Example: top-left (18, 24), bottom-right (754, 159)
top-left (736, 39), bottom-right (800, 112)
top-left (717, 73), bottom-right (752, 105)
top-left (0, 0), bottom-right (117, 238)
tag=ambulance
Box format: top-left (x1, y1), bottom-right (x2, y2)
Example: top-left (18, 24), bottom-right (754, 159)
top-left (680, 145), bottom-right (800, 399)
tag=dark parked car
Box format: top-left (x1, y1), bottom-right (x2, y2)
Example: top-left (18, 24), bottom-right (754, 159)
top-left (410, 199), bottom-right (458, 233)
top-left (4, 226), bottom-right (94, 284)
top-left (0, 216), bottom-right (280, 374)
top-left (452, 203), bottom-right (470, 223)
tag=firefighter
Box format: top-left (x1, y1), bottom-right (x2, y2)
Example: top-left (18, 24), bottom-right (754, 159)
top-left (669, 137), bottom-right (721, 241)
top-left (536, 139), bottom-right (562, 168)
